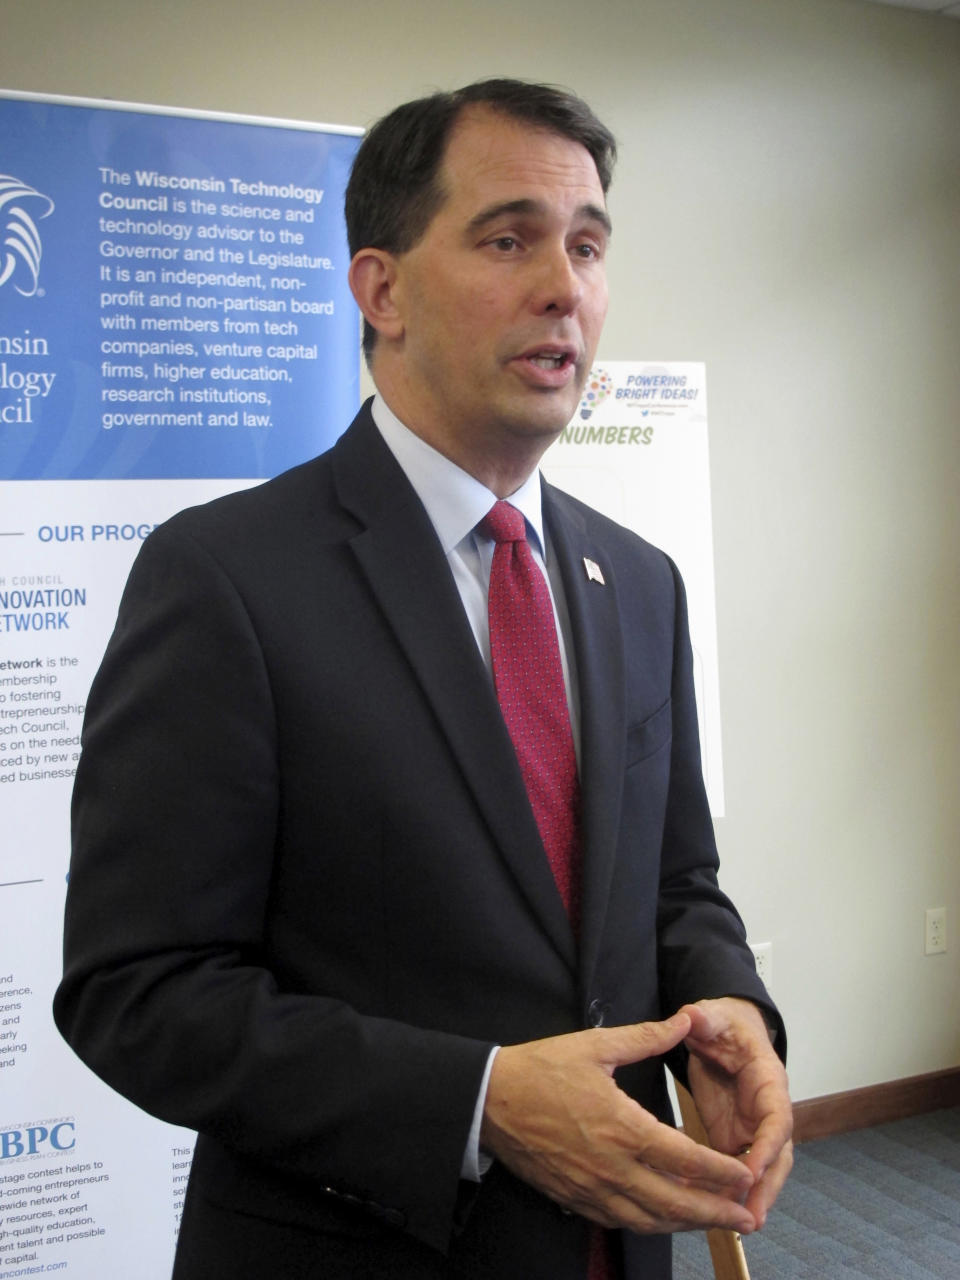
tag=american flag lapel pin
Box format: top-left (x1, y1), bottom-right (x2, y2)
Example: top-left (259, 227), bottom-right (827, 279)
top-left (582, 557), bottom-right (605, 585)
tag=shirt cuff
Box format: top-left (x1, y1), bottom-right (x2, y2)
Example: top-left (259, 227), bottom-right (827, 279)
top-left (460, 1045), bottom-right (499, 1182)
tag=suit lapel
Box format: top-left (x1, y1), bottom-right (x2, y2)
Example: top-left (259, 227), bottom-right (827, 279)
top-left (543, 483), bottom-right (627, 993)
top-left (331, 408), bottom-right (577, 972)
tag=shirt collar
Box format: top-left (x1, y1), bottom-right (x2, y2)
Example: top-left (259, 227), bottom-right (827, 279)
top-left (370, 394), bottom-right (546, 556)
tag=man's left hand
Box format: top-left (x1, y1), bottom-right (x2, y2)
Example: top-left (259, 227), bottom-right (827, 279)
top-left (679, 997), bottom-right (793, 1229)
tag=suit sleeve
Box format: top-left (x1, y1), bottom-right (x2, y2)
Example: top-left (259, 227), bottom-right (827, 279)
top-left (654, 558), bottom-right (786, 1054)
top-left (54, 521), bottom-right (493, 1254)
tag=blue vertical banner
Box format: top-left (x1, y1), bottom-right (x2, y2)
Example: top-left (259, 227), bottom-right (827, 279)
top-left (0, 92), bottom-right (361, 1280)
top-left (1, 92), bottom-right (362, 480)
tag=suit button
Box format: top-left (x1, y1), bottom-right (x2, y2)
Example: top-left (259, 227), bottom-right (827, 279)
top-left (587, 998), bottom-right (606, 1028)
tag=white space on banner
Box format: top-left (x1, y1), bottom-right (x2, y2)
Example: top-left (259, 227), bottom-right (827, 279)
top-left (1, 479), bottom-right (261, 1280)
top-left (542, 360), bottom-right (724, 815)
top-left (1, 91), bottom-right (361, 1280)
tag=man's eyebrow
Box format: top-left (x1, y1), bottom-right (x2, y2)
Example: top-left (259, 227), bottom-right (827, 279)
top-left (466, 198), bottom-right (612, 238)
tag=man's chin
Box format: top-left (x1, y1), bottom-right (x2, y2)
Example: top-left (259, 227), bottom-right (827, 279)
top-left (499, 390), bottom-right (579, 439)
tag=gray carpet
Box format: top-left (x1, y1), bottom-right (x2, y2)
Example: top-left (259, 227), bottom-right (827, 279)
top-left (672, 1106), bottom-right (960, 1279)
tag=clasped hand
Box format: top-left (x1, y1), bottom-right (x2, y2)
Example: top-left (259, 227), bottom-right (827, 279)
top-left (480, 1000), bottom-right (792, 1236)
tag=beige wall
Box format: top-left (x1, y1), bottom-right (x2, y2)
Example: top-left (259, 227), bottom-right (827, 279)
top-left (3, 0), bottom-right (958, 1103)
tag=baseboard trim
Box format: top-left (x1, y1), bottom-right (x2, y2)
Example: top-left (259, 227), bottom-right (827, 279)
top-left (793, 1065), bottom-right (960, 1143)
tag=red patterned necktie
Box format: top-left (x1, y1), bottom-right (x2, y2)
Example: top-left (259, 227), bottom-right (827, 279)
top-left (482, 501), bottom-right (615, 1280)
top-left (480, 500), bottom-right (582, 929)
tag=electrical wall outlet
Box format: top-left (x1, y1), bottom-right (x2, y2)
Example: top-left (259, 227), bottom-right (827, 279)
top-left (750, 941), bottom-right (773, 989)
top-left (924, 907), bottom-right (947, 955)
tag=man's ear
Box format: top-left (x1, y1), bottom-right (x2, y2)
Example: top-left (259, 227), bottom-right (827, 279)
top-left (348, 249), bottom-right (404, 344)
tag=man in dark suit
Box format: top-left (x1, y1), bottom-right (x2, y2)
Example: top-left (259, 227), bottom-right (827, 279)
top-left (55, 80), bottom-right (792, 1279)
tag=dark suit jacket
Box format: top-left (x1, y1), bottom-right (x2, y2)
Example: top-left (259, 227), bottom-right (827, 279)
top-left (55, 401), bottom-right (781, 1280)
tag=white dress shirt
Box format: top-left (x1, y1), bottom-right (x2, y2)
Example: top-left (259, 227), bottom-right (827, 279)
top-left (371, 395), bottom-right (581, 752)
top-left (370, 394), bottom-right (581, 1180)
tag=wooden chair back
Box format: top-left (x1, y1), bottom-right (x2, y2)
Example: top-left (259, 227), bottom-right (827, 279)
top-left (674, 1081), bottom-right (751, 1280)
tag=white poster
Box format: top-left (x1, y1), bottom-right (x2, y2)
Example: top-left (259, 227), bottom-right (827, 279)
top-left (544, 360), bottom-right (724, 814)
top-left (1, 91), bottom-right (361, 1280)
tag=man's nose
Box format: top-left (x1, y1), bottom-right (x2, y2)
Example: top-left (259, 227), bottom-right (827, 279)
top-left (532, 246), bottom-right (584, 316)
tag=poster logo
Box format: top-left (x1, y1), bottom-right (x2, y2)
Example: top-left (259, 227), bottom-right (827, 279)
top-left (0, 174), bottom-right (55, 297)
top-left (0, 1117), bottom-right (76, 1162)
top-left (577, 367), bottom-right (613, 419)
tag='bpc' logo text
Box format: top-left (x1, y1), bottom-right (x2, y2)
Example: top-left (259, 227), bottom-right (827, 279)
top-left (0, 174), bottom-right (55, 297)
top-left (0, 1119), bottom-right (75, 1161)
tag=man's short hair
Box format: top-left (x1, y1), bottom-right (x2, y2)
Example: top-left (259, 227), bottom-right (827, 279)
top-left (345, 78), bottom-right (617, 360)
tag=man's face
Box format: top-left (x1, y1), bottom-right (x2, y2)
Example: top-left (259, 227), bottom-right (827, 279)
top-left (381, 106), bottom-right (610, 481)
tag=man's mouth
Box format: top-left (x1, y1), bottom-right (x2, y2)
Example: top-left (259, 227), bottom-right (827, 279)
top-left (526, 351), bottom-right (572, 371)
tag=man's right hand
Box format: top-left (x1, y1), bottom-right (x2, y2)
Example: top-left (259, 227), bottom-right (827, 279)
top-left (480, 1013), bottom-right (757, 1235)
